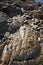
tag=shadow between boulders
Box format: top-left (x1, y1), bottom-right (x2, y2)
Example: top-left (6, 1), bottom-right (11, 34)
top-left (0, 6), bottom-right (24, 18)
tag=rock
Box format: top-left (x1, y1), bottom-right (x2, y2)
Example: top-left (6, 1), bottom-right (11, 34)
top-left (19, 24), bottom-right (27, 39)
top-left (7, 13), bottom-right (30, 33)
top-left (4, 32), bottom-right (10, 38)
top-left (1, 6), bottom-right (24, 17)
top-left (38, 37), bottom-right (41, 42)
top-left (31, 23), bottom-right (34, 27)
top-left (32, 18), bottom-right (35, 22)
top-left (8, 29), bottom-right (41, 61)
top-left (32, 25), bottom-right (39, 30)
top-left (24, 13), bottom-right (33, 19)
top-left (40, 29), bottom-right (43, 35)
top-left (0, 40), bottom-right (2, 44)
top-left (0, 32), bottom-right (10, 43)
top-left (35, 18), bottom-right (40, 25)
top-left (0, 12), bottom-right (9, 36)
top-left (37, 27), bottom-right (43, 31)
top-left (1, 45), bottom-right (12, 65)
top-left (7, 18), bottom-right (12, 23)
top-left (0, 12), bottom-right (8, 23)
top-left (40, 20), bottom-right (43, 24)
top-left (12, 34), bottom-right (41, 61)
top-left (0, 1), bottom-right (43, 65)
top-left (21, 7), bottom-right (25, 13)
top-left (8, 17), bottom-right (20, 32)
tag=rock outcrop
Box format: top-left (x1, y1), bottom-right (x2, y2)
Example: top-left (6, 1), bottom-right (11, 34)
top-left (0, 0), bottom-right (43, 65)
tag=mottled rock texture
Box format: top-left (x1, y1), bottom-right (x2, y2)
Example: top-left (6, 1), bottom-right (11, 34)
top-left (0, 0), bottom-right (43, 65)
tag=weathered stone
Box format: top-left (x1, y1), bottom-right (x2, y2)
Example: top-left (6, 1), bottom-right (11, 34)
top-left (0, 12), bottom-right (9, 36)
top-left (0, 1), bottom-right (43, 65)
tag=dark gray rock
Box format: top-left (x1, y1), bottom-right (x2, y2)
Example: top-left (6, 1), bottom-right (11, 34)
top-left (11, 43), bottom-right (41, 61)
top-left (0, 12), bottom-right (9, 36)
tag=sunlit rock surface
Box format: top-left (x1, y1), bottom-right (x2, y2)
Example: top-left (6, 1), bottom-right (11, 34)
top-left (0, 0), bottom-right (43, 65)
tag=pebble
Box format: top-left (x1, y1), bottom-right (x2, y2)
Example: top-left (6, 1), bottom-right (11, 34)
top-left (38, 37), bottom-right (41, 41)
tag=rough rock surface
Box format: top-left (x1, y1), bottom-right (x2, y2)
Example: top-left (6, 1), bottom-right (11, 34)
top-left (0, 0), bottom-right (43, 65)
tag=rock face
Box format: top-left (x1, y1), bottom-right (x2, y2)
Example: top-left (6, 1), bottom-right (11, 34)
top-left (0, 12), bottom-right (9, 36)
top-left (0, 0), bottom-right (43, 65)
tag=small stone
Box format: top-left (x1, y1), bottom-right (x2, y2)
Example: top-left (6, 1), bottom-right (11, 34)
top-left (38, 37), bottom-right (41, 41)
top-left (4, 32), bottom-right (10, 38)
